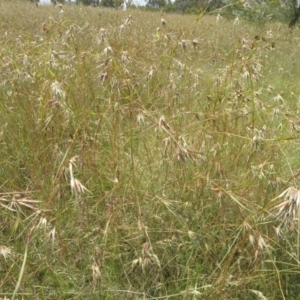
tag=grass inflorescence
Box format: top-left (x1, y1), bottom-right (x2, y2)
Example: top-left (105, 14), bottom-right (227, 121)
top-left (2, 1), bottom-right (300, 299)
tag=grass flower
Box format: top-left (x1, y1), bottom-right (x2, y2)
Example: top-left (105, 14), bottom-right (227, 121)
top-left (289, 120), bottom-right (300, 133)
top-left (0, 195), bottom-right (40, 213)
top-left (124, 15), bottom-right (133, 26)
top-left (0, 245), bottom-right (12, 260)
top-left (69, 156), bottom-right (90, 196)
top-left (103, 46), bottom-right (113, 56)
top-left (233, 16), bottom-right (239, 28)
top-left (36, 216), bottom-right (48, 233)
top-left (216, 13), bottom-right (222, 23)
top-left (51, 81), bottom-right (66, 101)
top-left (159, 116), bottom-right (173, 133)
top-left (161, 18), bottom-right (167, 26)
top-left (179, 40), bottom-right (187, 51)
top-left (192, 38), bottom-right (201, 48)
top-left (147, 66), bottom-right (155, 81)
top-left (47, 227), bottom-right (56, 247)
top-left (121, 51), bottom-right (131, 64)
top-left (92, 262), bottom-right (101, 287)
top-left (273, 108), bottom-right (280, 117)
top-left (99, 28), bottom-right (107, 44)
top-left (136, 112), bottom-right (146, 125)
top-left (70, 178), bottom-right (89, 195)
top-left (273, 93), bottom-right (284, 103)
top-left (272, 187), bottom-right (300, 231)
top-left (250, 290), bottom-right (267, 300)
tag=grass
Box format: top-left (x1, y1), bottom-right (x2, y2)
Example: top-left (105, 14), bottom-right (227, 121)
top-left (1, 1), bottom-right (300, 299)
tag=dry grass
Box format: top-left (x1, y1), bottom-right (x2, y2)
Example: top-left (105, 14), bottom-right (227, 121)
top-left (1, 1), bottom-right (300, 299)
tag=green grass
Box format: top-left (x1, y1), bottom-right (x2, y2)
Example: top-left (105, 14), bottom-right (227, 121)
top-left (1, 1), bottom-right (300, 299)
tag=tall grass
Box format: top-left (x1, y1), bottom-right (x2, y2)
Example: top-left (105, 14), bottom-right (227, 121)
top-left (1, 1), bottom-right (300, 299)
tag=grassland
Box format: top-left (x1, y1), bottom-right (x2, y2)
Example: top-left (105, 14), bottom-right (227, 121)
top-left (2, 1), bottom-right (300, 299)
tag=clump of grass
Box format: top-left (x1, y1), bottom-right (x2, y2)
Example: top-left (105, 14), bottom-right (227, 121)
top-left (2, 1), bottom-right (300, 299)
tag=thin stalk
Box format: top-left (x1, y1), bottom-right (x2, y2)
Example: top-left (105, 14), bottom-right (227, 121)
top-left (12, 237), bottom-right (30, 300)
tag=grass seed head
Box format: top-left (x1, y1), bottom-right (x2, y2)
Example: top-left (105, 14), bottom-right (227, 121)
top-left (36, 216), bottom-right (48, 233)
top-left (175, 147), bottom-right (188, 163)
top-left (233, 16), bottom-right (239, 27)
top-left (51, 81), bottom-right (66, 101)
top-left (92, 262), bottom-right (102, 286)
top-left (137, 112), bottom-right (146, 125)
top-left (99, 28), bottom-right (107, 44)
top-left (273, 108), bottom-right (281, 117)
top-left (0, 245), bottom-right (12, 260)
top-left (124, 15), bottom-right (133, 26)
top-left (147, 66), bottom-right (155, 81)
top-left (216, 13), bottom-right (222, 23)
top-left (179, 40), bottom-right (187, 51)
top-left (159, 116), bottom-right (173, 133)
top-left (192, 38), bottom-right (200, 48)
top-left (273, 93), bottom-right (284, 104)
top-left (250, 290), bottom-right (267, 300)
top-left (289, 120), bottom-right (300, 133)
top-left (47, 227), bottom-right (56, 246)
top-left (103, 46), bottom-right (113, 56)
top-left (257, 235), bottom-right (266, 251)
top-left (71, 178), bottom-right (90, 194)
top-left (249, 234), bottom-right (255, 246)
top-left (121, 51), bottom-right (131, 64)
